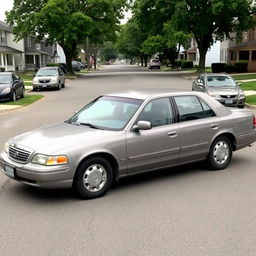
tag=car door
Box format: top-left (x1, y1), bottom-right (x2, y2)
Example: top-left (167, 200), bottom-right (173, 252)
top-left (173, 95), bottom-right (220, 163)
top-left (126, 97), bottom-right (180, 174)
top-left (12, 74), bottom-right (21, 96)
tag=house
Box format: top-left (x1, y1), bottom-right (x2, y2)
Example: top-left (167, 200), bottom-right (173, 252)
top-left (180, 38), bottom-right (220, 67)
top-left (0, 20), bottom-right (24, 71)
top-left (24, 36), bottom-right (59, 70)
top-left (220, 30), bottom-right (256, 71)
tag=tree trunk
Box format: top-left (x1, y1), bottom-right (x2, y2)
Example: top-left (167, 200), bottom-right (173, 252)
top-left (63, 49), bottom-right (74, 75)
top-left (197, 47), bottom-right (207, 73)
top-left (144, 55), bottom-right (148, 67)
top-left (140, 56), bottom-right (143, 66)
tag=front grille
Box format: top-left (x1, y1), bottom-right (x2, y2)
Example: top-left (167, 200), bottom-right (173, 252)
top-left (220, 95), bottom-right (237, 99)
top-left (39, 79), bottom-right (50, 84)
top-left (9, 146), bottom-right (31, 163)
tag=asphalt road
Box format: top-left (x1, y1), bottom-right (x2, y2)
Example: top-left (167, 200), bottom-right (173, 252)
top-left (1, 64), bottom-right (256, 256)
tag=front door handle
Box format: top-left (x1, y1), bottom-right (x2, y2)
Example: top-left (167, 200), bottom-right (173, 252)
top-left (211, 124), bottom-right (219, 129)
top-left (168, 131), bottom-right (177, 137)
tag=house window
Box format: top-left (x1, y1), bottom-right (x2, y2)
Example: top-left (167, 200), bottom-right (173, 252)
top-left (220, 50), bottom-right (224, 62)
top-left (252, 51), bottom-right (256, 61)
top-left (0, 31), bottom-right (6, 43)
top-left (7, 54), bottom-right (13, 65)
top-left (25, 55), bottom-right (34, 64)
top-left (26, 37), bottom-right (32, 48)
top-left (239, 51), bottom-right (250, 60)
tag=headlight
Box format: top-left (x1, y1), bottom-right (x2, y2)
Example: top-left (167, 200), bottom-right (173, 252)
top-left (32, 154), bottom-right (68, 166)
top-left (239, 90), bottom-right (245, 97)
top-left (51, 78), bottom-right (58, 83)
top-left (207, 91), bottom-right (220, 98)
top-left (4, 142), bottom-right (9, 153)
top-left (2, 88), bottom-right (11, 94)
top-left (32, 79), bottom-right (39, 84)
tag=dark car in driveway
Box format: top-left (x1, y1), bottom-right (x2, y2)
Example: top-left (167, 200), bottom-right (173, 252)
top-left (192, 73), bottom-right (245, 108)
top-left (0, 72), bottom-right (25, 102)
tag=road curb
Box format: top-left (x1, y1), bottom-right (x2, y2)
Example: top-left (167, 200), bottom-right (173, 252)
top-left (245, 103), bottom-right (256, 110)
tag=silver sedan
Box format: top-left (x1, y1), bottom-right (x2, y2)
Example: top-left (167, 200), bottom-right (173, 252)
top-left (1, 90), bottom-right (256, 199)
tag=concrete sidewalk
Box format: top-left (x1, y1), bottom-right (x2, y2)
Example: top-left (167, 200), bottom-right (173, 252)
top-left (0, 105), bottom-right (21, 112)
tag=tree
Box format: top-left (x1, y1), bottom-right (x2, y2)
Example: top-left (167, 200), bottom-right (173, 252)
top-left (172, 0), bottom-right (256, 72)
top-left (6, 0), bottom-right (127, 74)
top-left (100, 41), bottom-right (118, 62)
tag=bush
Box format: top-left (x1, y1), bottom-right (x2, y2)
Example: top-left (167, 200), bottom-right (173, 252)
top-left (175, 60), bottom-right (183, 67)
top-left (181, 61), bottom-right (193, 69)
top-left (0, 67), bottom-right (5, 72)
top-left (224, 64), bottom-right (235, 73)
top-left (46, 63), bottom-right (59, 67)
top-left (211, 63), bottom-right (226, 73)
top-left (234, 61), bottom-right (248, 73)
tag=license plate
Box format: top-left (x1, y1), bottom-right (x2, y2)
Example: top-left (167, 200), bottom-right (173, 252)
top-left (225, 99), bottom-right (233, 104)
top-left (42, 84), bottom-right (48, 87)
top-left (5, 165), bottom-right (14, 178)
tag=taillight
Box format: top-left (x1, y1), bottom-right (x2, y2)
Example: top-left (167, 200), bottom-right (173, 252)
top-left (254, 116), bottom-right (256, 128)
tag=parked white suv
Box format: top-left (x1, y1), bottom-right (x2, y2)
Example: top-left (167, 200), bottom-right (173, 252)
top-left (32, 67), bottom-right (65, 91)
top-left (149, 59), bottom-right (161, 69)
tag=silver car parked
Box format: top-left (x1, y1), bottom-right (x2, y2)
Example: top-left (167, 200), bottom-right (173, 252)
top-left (1, 90), bottom-right (256, 199)
top-left (32, 67), bottom-right (65, 91)
top-left (192, 73), bottom-right (245, 108)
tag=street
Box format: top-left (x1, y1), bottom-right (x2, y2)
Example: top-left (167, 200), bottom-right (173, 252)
top-left (1, 65), bottom-right (256, 256)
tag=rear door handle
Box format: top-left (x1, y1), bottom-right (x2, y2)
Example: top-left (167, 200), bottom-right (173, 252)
top-left (168, 131), bottom-right (177, 137)
top-left (211, 124), bottom-right (219, 129)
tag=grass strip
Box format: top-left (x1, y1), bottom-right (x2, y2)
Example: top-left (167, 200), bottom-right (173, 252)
top-left (246, 94), bottom-right (256, 105)
top-left (0, 94), bottom-right (44, 106)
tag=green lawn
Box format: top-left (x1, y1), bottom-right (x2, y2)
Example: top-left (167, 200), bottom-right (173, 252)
top-left (246, 95), bottom-right (256, 105)
top-left (0, 95), bottom-right (44, 106)
top-left (19, 72), bottom-right (35, 81)
top-left (232, 74), bottom-right (256, 80)
top-left (240, 81), bottom-right (256, 91)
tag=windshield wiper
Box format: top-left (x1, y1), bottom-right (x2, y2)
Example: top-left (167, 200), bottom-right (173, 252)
top-left (78, 122), bottom-right (104, 130)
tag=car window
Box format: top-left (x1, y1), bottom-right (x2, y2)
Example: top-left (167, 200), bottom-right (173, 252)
top-left (70, 96), bottom-right (143, 130)
top-left (206, 76), bottom-right (236, 87)
top-left (199, 98), bottom-right (215, 118)
top-left (0, 74), bottom-right (12, 84)
top-left (137, 98), bottom-right (173, 128)
top-left (174, 96), bottom-right (205, 122)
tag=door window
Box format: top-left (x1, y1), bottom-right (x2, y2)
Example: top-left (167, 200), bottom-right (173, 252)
top-left (137, 98), bottom-right (173, 127)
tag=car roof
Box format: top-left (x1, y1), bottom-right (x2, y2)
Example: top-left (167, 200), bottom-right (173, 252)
top-left (38, 67), bottom-right (58, 70)
top-left (105, 89), bottom-right (208, 100)
top-left (0, 72), bottom-right (14, 75)
top-left (201, 73), bottom-right (231, 77)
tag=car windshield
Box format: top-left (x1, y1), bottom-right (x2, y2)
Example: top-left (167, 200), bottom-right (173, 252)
top-left (36, 69), bottom-right (58, 77)
top-left (0, 74), bottom-right (12, 84)
top-left (207, 76), bottom-right (237, 87)
top-left (67, 96), bottom-right (143, 131)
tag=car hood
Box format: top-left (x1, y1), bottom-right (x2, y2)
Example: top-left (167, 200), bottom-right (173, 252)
top-left (10, 122), bottom-right (119, 154)
top-left (207, 87), bottom-right (239, 95)
top-left (0, 84), bottom-right (11, 91)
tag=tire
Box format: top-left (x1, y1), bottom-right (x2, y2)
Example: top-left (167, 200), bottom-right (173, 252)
top-left (238, 105), bottom-right (244, 109)
top-left (208, 136), bottom-right (232, 170)
top-left (20, 88), bottom-right (25, 98)
top-left (74, 157), bottom-right (113, 199)
top-left (62, 80), bottom-right (65, 88)
top-left (32, 87), bottom-right (37, 92)
top-left (12, 91), bottom-right (16, 102)
top-left (57, 82), bottom-right (61, 90)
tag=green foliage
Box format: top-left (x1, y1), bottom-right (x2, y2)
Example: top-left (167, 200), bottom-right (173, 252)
top-left (224, 64), bottom-right (235, 73)
top-left (7, 0), bottom-right (127, 73)
top-left (171, 0), bottom-right (256, 72)
top-left (235, 61), bottom-right (248, 73)
top-left (101, 41), bottom-right (118, 61)
top-left (211, 63), bottom-right (226, 73)
top-left (46, 63), bottom-right (59, 67)
top-left (181, 61), bottom-right (193, 69)
top-left (142, 35), bottom-right (166, 55)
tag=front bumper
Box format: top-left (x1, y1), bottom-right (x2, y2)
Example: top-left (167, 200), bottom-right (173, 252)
top-left (0, 151), bottom-right (75, 189)
top-left (33, 83), bottom-right (59, 89)
top-left (0, 92), bottom-right (12, 101)
top-left (216, 97), bottom-right (245, 107)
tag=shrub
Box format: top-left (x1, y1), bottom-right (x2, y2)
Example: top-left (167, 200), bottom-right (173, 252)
top-left (211, 63), bottom-right (226, 73)
top-left (181, 61), bottom-right (193, 69)
top-left (175, 60), bottom-right (183, 67)
top-left (234, 61), bottom-right (248, 73)
top-left (46, 63), bottom-right (59, 67)
top-left (224, 64), bottom-right (235, 73)
top-left (0, 67), bottom-right (5, 72)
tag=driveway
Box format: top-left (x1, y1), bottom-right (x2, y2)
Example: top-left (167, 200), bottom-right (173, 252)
top-left (0, 64), bottom-right (256, 256)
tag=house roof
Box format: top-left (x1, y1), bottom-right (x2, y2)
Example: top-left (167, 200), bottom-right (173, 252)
top-left (229, 40), bottom-right (256, 51)
top-left (0, 20), bottom-right (11, 32)
top-left (25, 47), bottom-right (54, 56)
top-left (0, 45), bottom-right (23, 53)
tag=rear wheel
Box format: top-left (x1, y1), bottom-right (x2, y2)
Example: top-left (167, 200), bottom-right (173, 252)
top-left (208, 136), bottom-right (232, 170)
top-left (74, 157), bottom-right (113, 199)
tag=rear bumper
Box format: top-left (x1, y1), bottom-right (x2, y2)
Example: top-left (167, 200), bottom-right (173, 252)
top-left (0, 151), bottom-right (75, 189)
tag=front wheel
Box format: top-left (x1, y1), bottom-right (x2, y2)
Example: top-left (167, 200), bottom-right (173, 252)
top-left (208, 136), bottom-right (232, 170)
top-left (12, 91), bottom-right (16, 102)
top-left (74, 157), bottom-right (113, 199)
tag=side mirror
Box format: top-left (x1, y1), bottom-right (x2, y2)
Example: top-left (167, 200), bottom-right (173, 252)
top-left (132, 121), bottom-right (152, 132)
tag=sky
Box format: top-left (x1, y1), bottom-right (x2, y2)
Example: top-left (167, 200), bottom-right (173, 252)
top-left (0, 0), bottom-right (13, 22)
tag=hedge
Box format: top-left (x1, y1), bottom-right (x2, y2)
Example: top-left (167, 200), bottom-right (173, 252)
top-left (212, 63), bottom-right (226, 73)
top-left (234, 61), bottom-right (248, 73)
top-left (224, 64), bottom-right (235, 73)
top-left (181, 60), bottom-right (193, 69)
